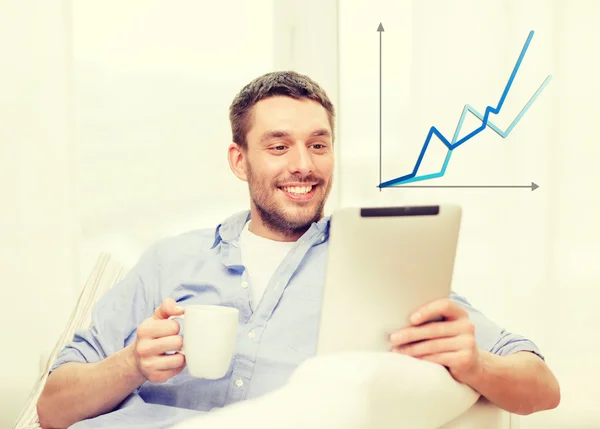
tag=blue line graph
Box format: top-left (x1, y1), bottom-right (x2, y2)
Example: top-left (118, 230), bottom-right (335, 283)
top-left (379, 30), bottom-right (552, 188)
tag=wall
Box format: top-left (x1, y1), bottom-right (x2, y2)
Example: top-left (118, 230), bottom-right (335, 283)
top-left (72, 0), bottom-right (277, 277)
top-left (0, 1), bottom-right (80, 426)
top-left (337, 0), bottom-right (600, 428)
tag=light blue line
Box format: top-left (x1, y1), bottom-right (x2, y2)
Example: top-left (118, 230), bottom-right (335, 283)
top-left (398, 74), bottom-right (552, 185)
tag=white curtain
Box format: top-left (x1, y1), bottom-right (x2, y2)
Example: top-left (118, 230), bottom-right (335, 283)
top-left (337, 0), bottom-right (600, 428)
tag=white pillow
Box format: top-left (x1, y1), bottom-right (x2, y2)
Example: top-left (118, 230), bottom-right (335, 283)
top-left (170, 351), bottom-right (480, 429)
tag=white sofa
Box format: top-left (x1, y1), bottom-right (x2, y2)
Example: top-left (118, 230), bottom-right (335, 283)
top-left (13, 254), bottom-right (517, 429)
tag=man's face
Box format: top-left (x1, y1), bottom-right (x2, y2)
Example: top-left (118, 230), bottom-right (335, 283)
top-left (241, 96), bottom-right (334, 237)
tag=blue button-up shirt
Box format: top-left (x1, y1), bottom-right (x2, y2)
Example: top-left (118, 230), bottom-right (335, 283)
top-left (50, 209), bottom-right (543, 428)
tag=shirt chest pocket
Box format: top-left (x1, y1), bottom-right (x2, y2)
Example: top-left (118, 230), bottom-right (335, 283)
top-left (258, 279), bottom-right (323, 358)
top-left (282, 290), bottom-right (321, 357)
top-left (286, 317), bottom-right (319, 356)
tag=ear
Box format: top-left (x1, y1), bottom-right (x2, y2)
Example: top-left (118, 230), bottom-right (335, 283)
top-left (228, 142), bottom-right (248, 181)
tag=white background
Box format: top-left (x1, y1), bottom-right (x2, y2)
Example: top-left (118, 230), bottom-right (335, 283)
top-left (1, 1), bottom-right (598, 428)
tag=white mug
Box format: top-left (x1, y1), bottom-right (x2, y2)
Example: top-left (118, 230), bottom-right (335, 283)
top-left (171, 304), bottom-right (240, 379)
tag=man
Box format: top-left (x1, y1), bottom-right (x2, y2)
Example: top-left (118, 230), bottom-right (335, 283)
top-left (37, 71), bottom-right (560, 429)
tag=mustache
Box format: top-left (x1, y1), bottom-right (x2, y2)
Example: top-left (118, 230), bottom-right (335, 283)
top-left (277, 174), bottom-right (323, 187)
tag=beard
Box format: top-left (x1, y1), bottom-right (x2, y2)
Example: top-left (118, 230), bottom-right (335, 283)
top-left (246, 162), bottom-right (332, 238)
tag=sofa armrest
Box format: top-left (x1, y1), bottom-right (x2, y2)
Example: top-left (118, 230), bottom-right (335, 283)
top-left (13, 253), bottom-right (126, 429)
top-left (440, 396), bottom-right (512, 429)
top-left (39, 351), bottom-right (51, 375)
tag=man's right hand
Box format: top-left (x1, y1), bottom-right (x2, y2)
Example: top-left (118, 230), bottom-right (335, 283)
top-left (132, 298), bottom-right (186, 383)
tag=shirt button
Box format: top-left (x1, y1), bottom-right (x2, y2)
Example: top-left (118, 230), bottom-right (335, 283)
top-left (235, 379), bottom-right (244, 387)
top-left (248, 330), bottom-right (256, 339)
top-left (241, 281), bottom-right (248, 289)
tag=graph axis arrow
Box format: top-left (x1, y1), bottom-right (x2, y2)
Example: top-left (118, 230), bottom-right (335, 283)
top-left (377, 181), bottom-right (540, 191)
top-left (377, 22), bottom-right (384, 192)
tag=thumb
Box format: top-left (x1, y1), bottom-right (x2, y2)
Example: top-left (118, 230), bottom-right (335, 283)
top-left (153, 298), bottom-right (185, 320)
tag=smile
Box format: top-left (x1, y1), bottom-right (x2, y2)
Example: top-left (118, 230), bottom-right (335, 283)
top-left (278, 184), bottom-right (317, 201)
top-left (282, 185), bottom-right (313, 195)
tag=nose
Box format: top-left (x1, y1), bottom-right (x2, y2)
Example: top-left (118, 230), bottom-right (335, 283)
top-left (288, 145), bottom-right (315, 177)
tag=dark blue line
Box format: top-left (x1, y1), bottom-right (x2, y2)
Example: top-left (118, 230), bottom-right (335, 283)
top-left (380, 30), bottom-right (535, 188)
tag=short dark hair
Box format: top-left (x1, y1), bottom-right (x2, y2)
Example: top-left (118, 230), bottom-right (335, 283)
top-left (229, 71), bottom-right (335, 149)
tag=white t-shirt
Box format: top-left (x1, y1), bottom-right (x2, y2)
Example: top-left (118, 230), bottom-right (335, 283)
top-left (239, 220), bottom-right (296, 309)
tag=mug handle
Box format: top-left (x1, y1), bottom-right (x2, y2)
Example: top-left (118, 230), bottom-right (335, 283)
top-left (168, 314), bottom-right (186, 356)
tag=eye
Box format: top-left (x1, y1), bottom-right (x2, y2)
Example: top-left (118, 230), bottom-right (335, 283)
top-left (311, 142), bottom-right (328, 150)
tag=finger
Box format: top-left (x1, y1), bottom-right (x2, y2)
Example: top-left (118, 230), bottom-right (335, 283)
top-left (146, 365), bottom-right (187, 383)
top-left (390, 319), bottom-right (470, 346)
top-left (392, 334), bottom-right (474, 357)
top-left (409, 298), bottom-right (467, 325)
top-left (140, 352), bottom-right (186, 372)
top-left (419, 351), bottom-right (461, 367)
top-left (136, 335), bottom-right (184, 357)
top-left (137, 319), bottom-right (181, 339)
top-left (153, 298), bottom-right (185, 320)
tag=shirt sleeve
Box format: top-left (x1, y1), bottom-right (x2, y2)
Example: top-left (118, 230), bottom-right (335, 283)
top-left (50, 244), bottom-right (160, 373)
top-left (450, 291), bottom-right (545, 361)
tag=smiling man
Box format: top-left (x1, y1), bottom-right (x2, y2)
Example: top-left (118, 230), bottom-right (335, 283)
top-left (37, 71), bottom-right (560, 429)
top-left (227, 80), bottom-right (335, 242)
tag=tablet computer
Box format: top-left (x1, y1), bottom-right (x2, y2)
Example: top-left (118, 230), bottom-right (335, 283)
top-left (316, 204), bottom-right (462, 356)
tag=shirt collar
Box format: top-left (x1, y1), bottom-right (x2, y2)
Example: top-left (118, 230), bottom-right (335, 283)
top-left (211, 209), bottom-right (331, 249)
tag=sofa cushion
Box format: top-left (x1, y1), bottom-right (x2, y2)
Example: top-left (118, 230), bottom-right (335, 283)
top-left (171, 351), bottom-right (481, 429)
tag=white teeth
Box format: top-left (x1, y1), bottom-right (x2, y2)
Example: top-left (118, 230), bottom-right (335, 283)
top-left (282, 186), bottom-right (312, 194)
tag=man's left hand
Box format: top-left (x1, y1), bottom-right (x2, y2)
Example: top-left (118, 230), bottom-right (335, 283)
top-left (389, 298), bottom-right (482, 385)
